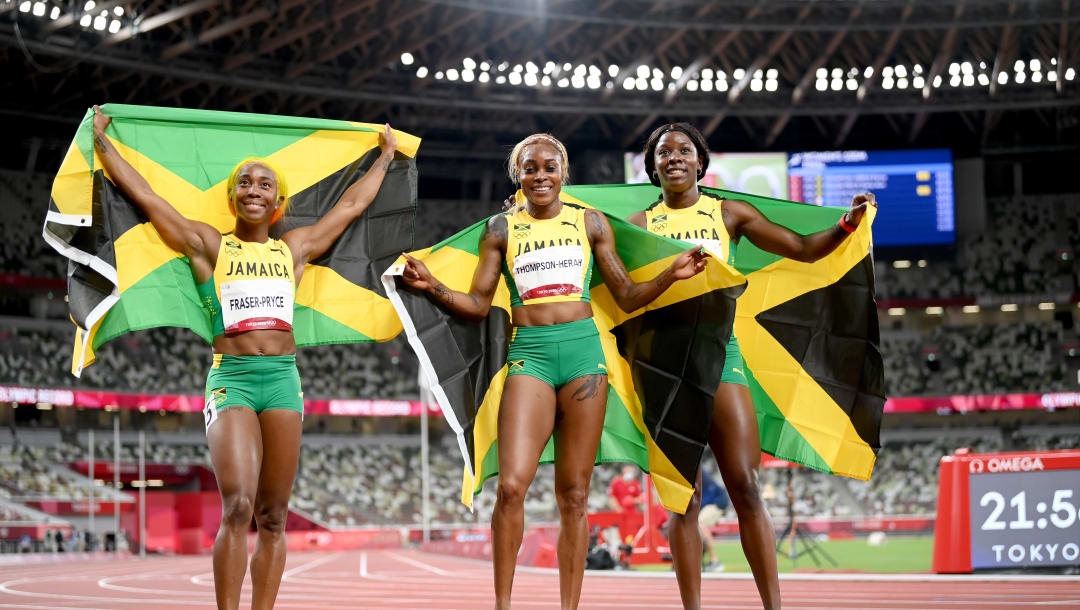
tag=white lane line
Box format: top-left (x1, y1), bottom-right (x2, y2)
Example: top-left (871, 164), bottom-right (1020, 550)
top-left (384, 552), bottom-right (454, 576)
top-left (282, 553), bottom-right (340, 579)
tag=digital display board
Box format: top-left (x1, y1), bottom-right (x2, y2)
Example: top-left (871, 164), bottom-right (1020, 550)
top-left (787, 149), bottom-right (955, 247)
top-left (625, 152), bottom-right (788, 199)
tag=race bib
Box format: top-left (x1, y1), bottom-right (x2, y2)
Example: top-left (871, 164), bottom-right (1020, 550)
top-left (512, 245), bottom-right (586, 301)
top-left (220, 278), bottom-right (293, 334)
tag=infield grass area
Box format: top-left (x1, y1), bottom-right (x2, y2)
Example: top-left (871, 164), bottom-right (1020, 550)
top-left (633, 534), bottom-right (934, 574)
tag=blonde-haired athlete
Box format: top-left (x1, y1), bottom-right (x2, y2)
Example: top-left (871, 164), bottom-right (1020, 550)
top-left (92, 106), bottom-right (397, 610)
top-left (401, 133), bottom-right (708, 610)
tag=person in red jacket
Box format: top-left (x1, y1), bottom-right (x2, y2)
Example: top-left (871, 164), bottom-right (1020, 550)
top-left (608, 465), bottom-right (645, 513)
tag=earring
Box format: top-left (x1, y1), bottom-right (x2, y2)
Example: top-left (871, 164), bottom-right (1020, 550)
top-left (652, 171), bottom-right (658, 181)
top-left (697, 169), bottom-right (703, 177)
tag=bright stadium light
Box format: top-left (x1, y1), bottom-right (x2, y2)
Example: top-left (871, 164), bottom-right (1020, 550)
top-left (961, 61), bottom-right (972, 74)
top-left (523, 72), bottom-right (536, 86)
top-left (895, 78), bottom-right (907, 89)
top-left (895, 65), bottom-right (907, 78)
top-left (913, 64), bottom-right (923, 74)
top-left (525, 61), bottom-right (537, 74)
top-left (888, 308), bottom-right (906, 316)
top-left (32, 1), bottom-right (44, 16)
top-left (962, 74), bottom-right (974, 86)
top-left (882, 78), bottom-right (894, 90)
top-left (702, 68), bottom-right (714, 80)
top-left (652, 67), bottom-right (663, 79)
top-left (415, 66), bottom-right (428, 78)
top-left (913, 76), bottom-right (925, 88)
top-left (893, 260), bottom-right (911, 269)
top-left (883, 66), bottom-right (893, 78)
top-left (734, 68), bottom-right (745, 80)
top-left (50, 5), bottom-right (59, 18)
top-left (18, 1), bottom-right (30, 12)
top-left (563, 62), bottom-right (571, 71)
top-left (635, 77), bottom-right (647, 90)
top-left (671, 66), bottom-right (683, 79)
top-left (1014, 59), bottom-right (1025, 72)
top-left (1032, 71), bottom-right (1042, 83)
top-left (575, 64), bottom-right (586, 76)
top-left (1048, 71), bottom-right (1057, 82)
top-left (832, 78), bottom-right (843, 91)
top-left (651, 78), bottom-right (663, 91)
top-left (686, 79), bottom-right (699, 92)
top-left (766, 68), bottom-right (778, 80)
top-left (589, 65), bottom-right (600, 76)
top-left (84, 1), bottom-right (94, 10)
top-left (933, 75), bottom-right (942, 87)
top-left (608, 64), bottom-right (619, 78)
top-left (926, 306), bottom-right (944, 315)
top-left (637, 65), bottom-right (649, 78)
top-left (701, 79), bottom-right (713, 92)
top-left (541, 75), bottom-right (551, 86)
top-left (716, 70), bottom-right (726, 80)
top-left (1030, 59), bottom-right (1041, 71)
top-left (93, 12), bottom-right (107, 30)
top-left (558, 77), bottom-right (570, 88)
top-left (498, 62), bottom-right (508, 71)
top-left (1015, 71), bottom-right (1026, 84)
top-left (462, 57), bottom-right (475, 70)
top-left (864, 66), bottom-right (874, 78)
top-left (847, 78), bottom-right (858, 90)
top-left (817, 67), bottom-right (828, 79)
top-left (496, 75), bottom-right (506, 84)
top-left (480, 61), bottom-right (490, 71)
top-left (587, 75), bottom-right (601, 89)
top-left (571, 74), bottom-right (585, 88)
top-left (766, 79), bottom-right (778, 92)
top-left (1039, 302), bottom-right (1056, 310)
top-left (750, 78), bottom-right (762, 92)
top-left (544, 61), bottom-right (556, 73)
top-left (1067, 68), bottom-right (1076, 81)
top-left (717, 79), bottom-right (728, 92)
top-left (508, 71), bottom-right (521, 85)
top-left (401, 52), bottom-right (415, 66)
top-left (623, 77), bottom-right (635, 90)
top-left (108, 18), bottom-right (120, 33)
top-left (978, 73), bottom-right (989, 86)
top-left (512, 64), bottom-right (522, 73)
top-left (949, 74), bottom-right (961, 87)
top-left (113, 6), bottom-right (122, 15)
top-left (446, 68), bottom-right (459, 81)
top-left (1001, 303), bottom-right (1018, 312)
top-left (948, 62), bottom-right (960, 76)
top-left (434, 71), bottom-right (444, 79)
top-left (962, 305), bottom-right (980, 313)
top-left (831, 67), bottom-right (842, 78)
top-left (998, 72), bottom-right (1008, 84)
top-left (816, 79), bottom-right (828, 91)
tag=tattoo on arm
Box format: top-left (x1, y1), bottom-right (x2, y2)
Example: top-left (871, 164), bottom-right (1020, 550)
top-left (433, 283), bottom-right (454, 306)
top-left (585, 210), bottom-right (607, 240)
top-left (376, 154), bottom-right (393, 172)
top-left (602, 252), bottom-right (629, 286)
top-left (571, 374), bottom-right (604, 401)
top-left (94, 132), bottom-right (112, 153)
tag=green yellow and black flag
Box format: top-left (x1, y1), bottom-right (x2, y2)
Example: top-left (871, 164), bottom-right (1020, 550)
top-left (43, 104), bottom-right (420, 376)
top-left (384, 183), bottom-right (884, 513)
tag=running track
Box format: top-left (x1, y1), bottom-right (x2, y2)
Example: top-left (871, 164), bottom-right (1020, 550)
top-left (1, 550), bottom-right (1078, 609)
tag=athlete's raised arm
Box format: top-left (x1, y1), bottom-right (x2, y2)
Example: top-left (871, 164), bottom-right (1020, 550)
top-left (92, 106), bottom-right (220, 275)
top-left (283, 124), bottom-right (398, 267)
top-left (728, 192), bottom-right (876, 263)
top-left (400, 214), bottom-right (507, 322)
top-left (585, 209), bottom-right (707, 313)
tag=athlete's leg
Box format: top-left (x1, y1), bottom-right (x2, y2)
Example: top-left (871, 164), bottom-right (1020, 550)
top-left (669, 470), bottom-right (704, 609)
top-left (250, 409), bottom-right (303, 610)
top-left (710, 382), bottom-right (780, 609)
top-left (552, 373), bottom-right (607, 610)
top-left (206, 406), bottom-right (263, 610)
top-left (492, 375), bottom-right (557, 610)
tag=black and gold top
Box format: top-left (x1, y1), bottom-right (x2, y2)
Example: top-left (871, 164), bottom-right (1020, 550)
top-left (500, 203), bottom-right (594, 308)
top-left (643, 194), bottom-right (735, 265)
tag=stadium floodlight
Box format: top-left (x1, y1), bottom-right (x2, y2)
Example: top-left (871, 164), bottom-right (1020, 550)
top-left (817, 68), bottom-right (828, 79)
top-left (913, 76), bottom-right (925, 88)
top-left (1031, 71), bottom-right (1042, 83)
top-left (1030, 59), bottom-right (1041, 72)
top-left (32, 1), bottom-right (44, 16)
top-left (949, 75), bottom-right (961, 87)
top-left (50, 5), bottom-right (58, 18)
top-left (541, 75), bottom-right (551, 87)
top-left (574, 64), bottom-right (586, 76)
top-left (462, 57), bottom-right (475, 70)
top-left (887, 308), bottom-right (906, 316)
top-left (766, 79), bottom-right (778, 92)
top-left (997, 71), bottom-right (1008, 84)
top-left (114, 6), bottom-right (122, 15)
top-left (635, 77), bottom-right (647, 90)
top-left (652, 67), bottom-right (663, 79)
top-left (948, 62), bottom-right (960, 76)
top-left (671, 66), bottom-right (683, 79)
top-left (750, 78), bottom-right (762, 92)
top-left (917, 260), bottom-right (927, 267)
top-left (108, 18), bottom-right (120, 33)
top-left (734, 68), bottom-right (746, 80)
top-left (18, 1), bottom-right (30, 13)
top-left (571, 75), bottom-right (585, 88)
top-left (415, 66), bottom-right (428, 78)
top-left (701, 79), bottom-right (713, 92)
top-left (512, 64), bottom-right (522, 73)
top-left (1014, 59), bottom-right (1025, 72)
top-left (913, 64), bottom-right (923, 74)
top-left (558, 77), bottom-right (570, 88)
top-left (84, 1), bottom-right (94, 10)
top-left (832, 78), bottom-right (843, 91)
top-left (563, 62), bottom-right (571, 71)
top-left (523, 72), bottom-right (536, 86)
top-left (1001, 304), bottom-right (1019, 312)
top-left (446, 68), bottom-right (459, 81)
top-left (480, 61), bottom-right (490, 71)
top-left (1015, 71), bottom-right (1026, 84)
top-left (893, 260), bottom-right (911, 269)
top-left (94, 12), bottom-right (107, 30)
top-left (496, 75), bottom-right (506, 84)
top-left (979, 61), bottom-right (987, 70)
top-left (816, 79), bottom-right (828, 91)
top-left (863, 66), bottom-right (874, 78)
top-left (636, 65), bottom-right (650, 79)
top-left (623, 77), bottom-right (635, 90)
top-left (895, 65), bottom-right (907, 78)
top-left (434, 71), bottom-right (444, 79)
top-left (525, 61), bottom-right (537, 74)
top-left (754, 69), bottom-right (763, 79)
top-left (498, 62), bottom-right (508, 71)
top-left (962, 74), bottom-right (974, 87)
top-left (544, 61), bottom-right (556, 73)
top-left (702, 68), bottom-right (714, 80)
top-left (895, 78), bottom-right (907, 89)
top-left (508, 72), bottom-right (521, 85)
top-left (847, 78), bottom-right (858, 90)
top-left (961, 61), bottom-right (972, 74)
top-left (686, 79), bottom-right (699, 92)
top-left (926, 306), bottom-right (944, 315)
top-left (882, 66), bottom-right (893, 78)
top-left (716, 70), bottom-right (726, 80)
top-left (589, 65), bottom-right (600, 76)
top-left (978, 73), bottom-right (989, 86)
top-left (608, 64), bottom-right (619, 78)
top-left (962, 305), bottom-right (980, 313)
top-left (587, 75), bottom-right (601, 89)
top-left (1067, 68), bottom-right (1076, 81)
top-left (1038, 302), bottom-right (1056, 310)
top-left (401, 52), bottom-right (415, 66)
top-left (651, 78), bottom-right (663, 91)
top-left (831, 67), bottom-right (842, 78)
top-left (881, 78), bottom-right (893, 90)
top-left (717, 79), bottom-right (728, 92)
top-left (1048, 71), bottom-right (1057, 82)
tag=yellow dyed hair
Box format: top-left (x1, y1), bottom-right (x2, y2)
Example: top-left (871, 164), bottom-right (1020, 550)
top-left (225, 158), bottom-right (290, 224)
top-left (506, 133), bottom-right (570, 185)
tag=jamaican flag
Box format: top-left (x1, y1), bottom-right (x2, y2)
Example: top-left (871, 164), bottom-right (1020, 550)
top-left (42, 104), bottom-right (420, 376)
top-left (385, 184), bottom-right (883, 513)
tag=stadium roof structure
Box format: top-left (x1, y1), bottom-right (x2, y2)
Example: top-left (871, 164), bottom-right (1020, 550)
top-left (3, 0), bottom-right (1079, 167)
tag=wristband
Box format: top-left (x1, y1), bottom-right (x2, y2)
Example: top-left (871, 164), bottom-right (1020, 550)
top-left (838, 213), bottom-right (857, 233)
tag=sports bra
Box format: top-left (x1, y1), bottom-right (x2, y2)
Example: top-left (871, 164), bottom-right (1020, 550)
top-left (500, 202), bottom-right (594, 307)
top-left (196, 233), bottom-right (295, 337)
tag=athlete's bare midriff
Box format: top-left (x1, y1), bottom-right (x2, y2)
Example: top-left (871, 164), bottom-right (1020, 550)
top-left (510, 301), bottom-right (593, 327)
top-left (212, 329), bottom-right (297, 356)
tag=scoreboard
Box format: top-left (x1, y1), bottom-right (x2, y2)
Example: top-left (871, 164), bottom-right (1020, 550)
top-left (787, 149), bottom-right (956, 247)
top-left (933, 450), bottom-right (1080, 572)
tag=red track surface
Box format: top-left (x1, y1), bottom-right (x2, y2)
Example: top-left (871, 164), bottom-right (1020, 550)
top-left (1, 550), bottom-right (1078, 609)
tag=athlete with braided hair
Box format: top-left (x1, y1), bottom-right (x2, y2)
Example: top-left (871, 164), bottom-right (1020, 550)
top-left (401, 133), bottom-right (708, 610)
